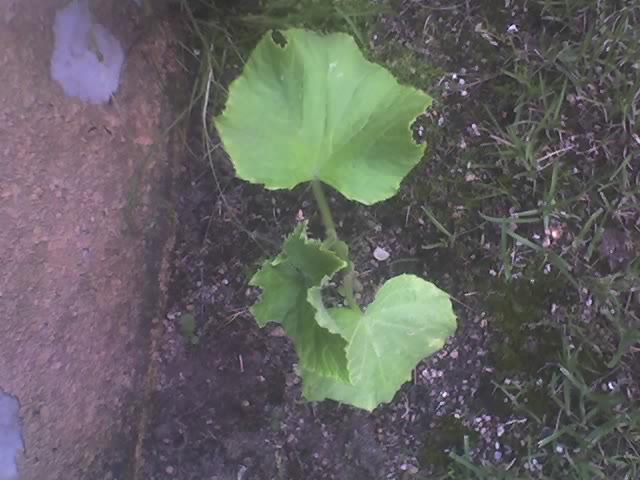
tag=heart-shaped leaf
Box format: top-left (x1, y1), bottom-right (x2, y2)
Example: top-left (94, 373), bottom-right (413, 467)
top-left (251, 222), bottom-right (350, 381)
top-left (305, 274), bottom-right (457, 410)
top-left (215, 29), bottom-right (432, 205)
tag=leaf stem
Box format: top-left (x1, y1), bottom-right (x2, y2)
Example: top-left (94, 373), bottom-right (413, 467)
top-left (311, 180), bottom-right (360, 312)
top-left (311, 179), bottom-right (337, 242)
top-left (342, 268), bottom-right (360, 312)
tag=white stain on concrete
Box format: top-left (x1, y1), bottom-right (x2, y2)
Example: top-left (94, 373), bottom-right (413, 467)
top-left (50, 0), bottom-right (124, 104)
top-left (0, 392), bottom-right (22, 480)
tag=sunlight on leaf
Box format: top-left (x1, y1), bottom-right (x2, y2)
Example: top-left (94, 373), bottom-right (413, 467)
top-left (215, 29), bottom-right (432, 205)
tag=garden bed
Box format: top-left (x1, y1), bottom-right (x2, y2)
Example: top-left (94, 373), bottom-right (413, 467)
top-left (141, 1), bottom-right (640, 478)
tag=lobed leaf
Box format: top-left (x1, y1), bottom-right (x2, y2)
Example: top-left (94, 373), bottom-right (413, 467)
top-left (305, 274), bottom-right (457, 410)
top-left (215, 28), bottom-right (432, 205)
top-left (250, 222), bottom-right (350, 381)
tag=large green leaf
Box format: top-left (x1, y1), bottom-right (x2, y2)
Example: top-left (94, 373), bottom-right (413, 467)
top-left (305, 274), bottom-right (457, 410)
top-left (215, 29), bottom-right (432, 205)
top-left (250, 222), bottom-right (350, 381)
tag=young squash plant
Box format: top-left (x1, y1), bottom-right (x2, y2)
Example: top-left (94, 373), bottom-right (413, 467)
top-left (215, 28), bottom-right (457, 411)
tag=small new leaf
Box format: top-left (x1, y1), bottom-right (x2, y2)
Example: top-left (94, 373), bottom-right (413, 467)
top-left (250, 222), bottom-right (350, 381)
top-left (179, 313), bottom-right (199, 346)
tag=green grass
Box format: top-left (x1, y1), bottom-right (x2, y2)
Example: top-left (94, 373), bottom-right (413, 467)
top-left (239, 0), bottom-right (386, 45)
top-left (444, 329), bottom-right (640, 479)
top-left (413, 0), bottom-right (640, 476)
top-left (478, 0), bottom-right (639, 342)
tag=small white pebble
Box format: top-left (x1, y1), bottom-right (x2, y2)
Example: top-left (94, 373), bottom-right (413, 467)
top-left (373, 246), bottom-right (390, 261)
top-left (550, 226), bottom-right (563, 240)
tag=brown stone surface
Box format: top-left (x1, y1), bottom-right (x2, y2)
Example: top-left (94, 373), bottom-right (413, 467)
top-left (0, 2), bottom-right (182, 479)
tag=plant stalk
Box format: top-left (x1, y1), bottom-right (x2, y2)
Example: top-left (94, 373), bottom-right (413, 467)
top-left (311, 179), bottom-right (337, 242)
top-left (342, 268), bottom-right (360, 312)
top-left (310, 180), bottom-right (359, 312)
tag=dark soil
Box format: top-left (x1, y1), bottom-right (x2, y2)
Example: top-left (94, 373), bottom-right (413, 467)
top-left (141, 148), bottom-right (496, 479)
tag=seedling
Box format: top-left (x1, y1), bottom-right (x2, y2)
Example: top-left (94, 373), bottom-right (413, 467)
top-left (179, 313), bottom-right (200, 346)
top-left (215, 29), bottom-right (456, 411)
